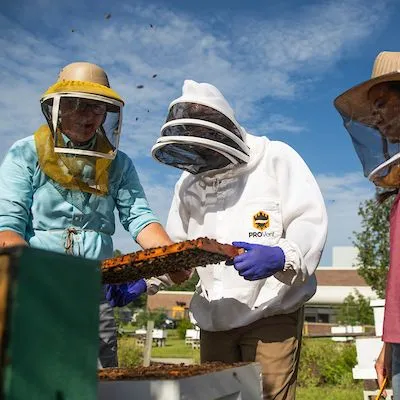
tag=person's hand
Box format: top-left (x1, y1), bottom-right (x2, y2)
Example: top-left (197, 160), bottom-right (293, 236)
top-left (231, 241), bottom-right (285, 281)
top-left (104, 279), bottom-right (147, 307)
top-left (375, 342), bottom-right (391, 397)
top-left (169, 269), bottom-right (193, 284)
top-left (0, 230), bottom-right (28, 247)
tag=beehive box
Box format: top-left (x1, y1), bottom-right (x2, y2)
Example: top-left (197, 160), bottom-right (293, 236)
top-left (98, 362), bottom-right (263, 400)
top-left (0, 247), bottom-right (101, 400)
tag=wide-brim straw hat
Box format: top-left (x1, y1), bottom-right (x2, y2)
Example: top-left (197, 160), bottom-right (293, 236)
top-left (334, 52), bottom-right (400, 121)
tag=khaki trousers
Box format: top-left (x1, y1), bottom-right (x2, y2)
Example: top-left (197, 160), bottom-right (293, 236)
top-left (200, 307), bottom-right (304, 400)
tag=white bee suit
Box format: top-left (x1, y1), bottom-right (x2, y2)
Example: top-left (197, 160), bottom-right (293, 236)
top-left (166, 133), bottom-right (328, 331)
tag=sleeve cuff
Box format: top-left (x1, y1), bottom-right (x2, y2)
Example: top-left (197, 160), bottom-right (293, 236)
top-left (0, 222), bottom-right (26, 238)
top-left (129, 216), bottom-right (160, 240)
top-left (274, 239), bottom-right (303, 285)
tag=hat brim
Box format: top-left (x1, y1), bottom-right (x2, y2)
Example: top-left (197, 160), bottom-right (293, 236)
top-left (334, 72), bottom-right (400, 122)
top-left (42, 80), bottom-right (124, 104)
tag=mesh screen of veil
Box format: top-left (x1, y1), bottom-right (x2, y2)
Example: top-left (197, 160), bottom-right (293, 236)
top-left (166, 102), bottom-right (243, 138)
top-left (41, 95), bottom-right (122, 159)
top-left (153, 142), bottom-right (232, 174)
top-left (343, 115), bottom-right (400, 176)
top-left (161, 124), bottom-right (244, 152)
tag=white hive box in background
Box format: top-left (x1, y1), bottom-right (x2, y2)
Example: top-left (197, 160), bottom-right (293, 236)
top-left (352, 337), bottom-right (382, 380)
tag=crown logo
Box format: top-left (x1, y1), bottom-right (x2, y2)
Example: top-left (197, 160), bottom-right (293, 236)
top-left (253, 211), bottom-right (269, 231)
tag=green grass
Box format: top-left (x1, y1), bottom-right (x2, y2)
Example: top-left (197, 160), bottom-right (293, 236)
top-left (118, 329), bottom-right (200, 361)
top-left (118, 323), bottom-right (135, 333)
top-left (162, 329), bottom-right (179, 339)
top-left (297, 384), bottom-right (363, 400)
top-left (151, 336), bottom-right (200, 359)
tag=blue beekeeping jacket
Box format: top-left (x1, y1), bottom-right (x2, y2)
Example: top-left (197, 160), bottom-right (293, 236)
top-left (0, 135), bottom-right (159, 260)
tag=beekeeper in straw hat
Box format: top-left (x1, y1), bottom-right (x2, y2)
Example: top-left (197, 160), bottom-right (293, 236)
top-left (335, 51), bottom-right (400, 398)
top-left (151, 79), bottom-right (328, 399)
top-left (0, 62), bottom-right (188, 368)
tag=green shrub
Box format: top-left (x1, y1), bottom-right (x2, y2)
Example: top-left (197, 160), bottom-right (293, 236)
top-left (298, 339), bottom-right (357, 387)
top-left (337, 290), bottom-right (374, 325)
top-left (117, 336), bottom-right (142, 367)
top-left (134, 308), bottom-right (168, 329)
top-left (176, 318), bottom-right (193, 339)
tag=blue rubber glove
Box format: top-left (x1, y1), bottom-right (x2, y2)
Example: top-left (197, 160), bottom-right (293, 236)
top-left (104, 279), bottom-right (147, 307)
top-left (232, 241), bottom-right (285, 281)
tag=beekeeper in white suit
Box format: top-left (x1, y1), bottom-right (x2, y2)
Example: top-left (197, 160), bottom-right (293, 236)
top-left (151, 80), bottom-right (328, 400)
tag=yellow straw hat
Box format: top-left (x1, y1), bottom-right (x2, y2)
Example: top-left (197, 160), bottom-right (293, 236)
top-left (41, 62), bottom-right (124, 103)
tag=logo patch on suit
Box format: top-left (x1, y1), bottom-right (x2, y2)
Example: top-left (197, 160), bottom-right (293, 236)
top-left (253, 211), bottom-right (269, 231)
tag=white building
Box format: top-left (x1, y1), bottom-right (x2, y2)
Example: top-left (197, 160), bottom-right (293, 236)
top-left (305, 246), bottom-right (378, 324)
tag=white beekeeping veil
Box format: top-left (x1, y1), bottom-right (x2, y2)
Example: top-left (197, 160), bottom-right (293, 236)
top-left (152, 80), bottom-right (250, 174)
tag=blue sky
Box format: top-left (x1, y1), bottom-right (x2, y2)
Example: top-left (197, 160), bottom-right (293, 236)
top-left (1, 0), bottom-right (397, 265)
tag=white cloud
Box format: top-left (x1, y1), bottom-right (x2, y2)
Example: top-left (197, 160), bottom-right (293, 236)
top-left (238, 0), bottom-right (387, 72)
top-left (0, 0), bottom-right (389, 262)
top-left (316, 172), bottom-right (375, 265)
top-left (0, 0), bottom-right (388, 160)
top-left (248, 114), bottom-right (306, 135)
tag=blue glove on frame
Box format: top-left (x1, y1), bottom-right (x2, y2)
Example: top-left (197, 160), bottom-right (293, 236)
top-left (104, 279), bottom-right (147, 307)
top-left (232, 241), bottom-right (285, 281)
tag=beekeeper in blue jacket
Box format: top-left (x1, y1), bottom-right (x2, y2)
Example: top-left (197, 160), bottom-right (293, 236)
top-left (0, 62), bottom-right (188, 367)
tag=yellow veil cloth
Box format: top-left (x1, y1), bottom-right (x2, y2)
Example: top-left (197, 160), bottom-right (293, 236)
top-left (34, 125), bottom-right (112, 195)
top-left (37, 74), bottom-right (124, 196)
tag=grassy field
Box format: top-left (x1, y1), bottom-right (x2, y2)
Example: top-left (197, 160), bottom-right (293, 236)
top-left (297, 385), bottom-right (363, 399)
top-left (118, 330), bottom-right (364, 399)
top-left (118, 329), bottom-right (200, 363)
top-left (151, 336), bottom-right (200, 360)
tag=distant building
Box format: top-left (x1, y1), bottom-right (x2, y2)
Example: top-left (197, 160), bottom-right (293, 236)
top-left (147, 291), bottom-right (192, 320)
top-left (306, 246), bottom-right (377, 323)
top-left (147, 246), bottom-right (378, 325)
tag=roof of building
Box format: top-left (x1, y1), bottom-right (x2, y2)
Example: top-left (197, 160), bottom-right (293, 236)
top-left (315, 268), bottom-right (368, 287)
top-left (147, 291), bottom-right (194, 311)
